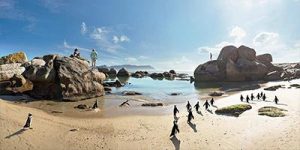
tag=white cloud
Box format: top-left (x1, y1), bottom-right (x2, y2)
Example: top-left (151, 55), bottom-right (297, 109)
top-left (80, 22), bottom-right (87, 35)
top-left (39, 0), bottom-right (64, 13)
top-left (138, 56), bottom-right (148, 59)
top-left (253, 32), bottom-right (279, 46)
top-left (230, 26), bottom-right (247, 43)
top-left (112, 35), bottom-right (130, 43)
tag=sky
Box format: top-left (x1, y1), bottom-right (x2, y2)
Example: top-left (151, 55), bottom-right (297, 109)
top-left (0, 0), bottom-right (300, 71)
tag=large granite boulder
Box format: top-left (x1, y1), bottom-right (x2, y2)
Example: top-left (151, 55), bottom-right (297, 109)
top-left (217, 45), bottom-right (238, 62)
top-left (194, 45), bottom-right (278, 82)
top-left (0, 74), bottom-right (33, 95)
top-left (22, 55), bottom-right (105, 101)
top-left (194, 60), bottom-right (226, 81)
top-left (0, 63), bottom-right (25, 81)
top-left (117, 68), bottom-right (130, 77)
top-left (0, 51), bottom-right (28, 65)
top-left (237, 45), bottom-right (256, 61)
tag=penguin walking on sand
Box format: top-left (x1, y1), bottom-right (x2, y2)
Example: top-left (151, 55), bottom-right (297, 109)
top-left (274, 96), bottom-right (279, 104)
top-left (251, 93), bottom-right (254, 101)
top-left (194, 102), bottom-right (200, 112)
top-left (186, 101), bottom-right (192, 111)
top-left (173, 105), bottom-right (179, 117)
top-left (170, 120), bottom-right (180, 137)
top-left (240, 95), bottom-right (244, 102)
top-left (210, 98), bottom-right (215, 106)
top-left (246, 95), bottom-right (250, 103)
top-left (262, 94), bottom-right (266, 101)
top-left (257, 93), bottom-right (260, 100)
top-left (203, 100), bottom-right (210, 110)
top-left (23, 113), bottom-right (32, 129)
top-left (187, 109), bottom-right (194, 123)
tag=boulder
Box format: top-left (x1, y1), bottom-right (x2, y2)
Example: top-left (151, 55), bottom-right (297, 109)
top-left (256, 54), bottom-right (272, 63)
top-left (163, 72), bottom-right (174, 78)
top-left (23, 55), bottom-right (105, 101)
top-left (194, 60), bottom-right (226, 81)
top-left (98, 67), bottom-right (110, 74)
top-left (0, 51), bottom-right (28, 65)
top-left (108, 68), bottom-right (117, 76)
top-left (237, 45), bottom-right (256, 61)
top-left (117, 68), bottom-right (130, 77)
top-left (209, 91), bottom-right (224, 96)
top-left (0, 74), bottom-right (33, 95)
top-left (150, 73), bottom-right (164, 79)
top-left (169, 70), bottom-right (176, 74)
top-left (0, 63), bottom-right (26, 81)
top-left (217, 45), bottom-right (238, 62)
top-left (31, 59), bottom-right (46, 67)
top-left (122, 91), bottom-right (142, 96)
top-left (265, 71), bottom-right (283, 81)
top-left (74, 104), bottom-right (89, 109)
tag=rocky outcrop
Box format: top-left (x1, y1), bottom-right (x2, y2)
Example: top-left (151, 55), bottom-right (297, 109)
top-left (194, 45), bottom-right (298, 82)
top-left (20, 54), bottom-right (105, 101)
top-left (0, 63), bottom-right (25, 81)
top-left (108, 68), bottom-right (117, 76)
top-left (117, 68), bottom-right (130, 77)
top-left (0, 51), bottom-right (28, 65)
top-left (0, 74), bottom-right (33, 95)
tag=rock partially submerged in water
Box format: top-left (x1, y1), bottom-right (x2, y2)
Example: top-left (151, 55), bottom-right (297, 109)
top-left (122, 91), bottom-right (142, 96)
top-left (258, 106), bottom-right (287, 117)
top-left (215, 104), bottom-right (252, 117)
top-left (74, 104), bottom-right (89, 109)
top-left (209, 91), bottom-right (224, 96)
top-left (141, 102), bottom-right (163, 107)
top-left (170, 92), bottom-right (181, 96)
top-left (117, 68), bottom-right (130, 77)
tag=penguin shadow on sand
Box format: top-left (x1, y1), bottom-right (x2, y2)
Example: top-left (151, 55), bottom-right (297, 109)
top-left (211, 105), bottom-right (218, 109)
top-left (206, 109), bottom-right (214, 114)
top-left (170, 135), bottom-right (181, 150)
top-left (188, 122), bottom-right (197, 133)
top-left (5, 128), bottom-right (30, 139)
top-left (196, 110), bottom-right (203, 116)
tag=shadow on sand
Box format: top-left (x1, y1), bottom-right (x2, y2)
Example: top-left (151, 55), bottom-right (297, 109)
top-left (173, 116), bottom-right (180, 121)
top-left (277, 103), bottom-right (288, 106)
top-left (207, 109), bottom-right (214, 114)
top-left (212, 105), bottom-right (218, 109)
top-left (5, 129), bottom-right (26, 139)
top-left (170, 136), bottom-right (181, 150)
top-left (196, 111), bottom-right (203, 116)
top-left (188, 122), bottom-right (197, 133)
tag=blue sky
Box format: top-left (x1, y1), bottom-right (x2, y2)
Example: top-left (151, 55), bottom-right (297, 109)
top-left (0, 0), bottom-right (300, 71)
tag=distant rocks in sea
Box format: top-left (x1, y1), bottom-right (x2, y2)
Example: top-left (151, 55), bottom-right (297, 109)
top-left (194, 45), bottom-right (300, 82)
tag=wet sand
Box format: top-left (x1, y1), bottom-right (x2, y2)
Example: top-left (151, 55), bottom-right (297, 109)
top-left (0, 80), bottom-right (300, 150)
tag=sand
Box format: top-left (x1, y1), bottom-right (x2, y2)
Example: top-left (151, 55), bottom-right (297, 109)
top-left (0, 80), bottom-right (300, 150)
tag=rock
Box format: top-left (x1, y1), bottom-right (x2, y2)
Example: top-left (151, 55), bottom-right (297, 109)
top-left (131, 71), bottom-right (145, 78)
top-left (294, 63), bottom-right (300, 69)
top-left (209, 91), bottom-right (224, 96)
top-left (256, 54), bottom-right (272, 63)
top-left (264, 85), bottom-right (282, 91)
top-left (0, 63), bottom-right (25, 81)
top-left (117, 68), bottom-right (130, 77)
top-left (104, 87), bottom-right (112, 92)
top-left (115, 80), bottom-right (123, 87)
top-left (141, 102), bottom-right (163, 107)
top-left (98, 67), bottom-right (110, 74)
top-left (217, 45), bottom-right (238, 62)
top-left (163, 72), bottom-right (174, 78)
top-left (237, 45), bottom-right (256, 61)
top-left (23, 55), bottom-right (105, 101)
top-left (215, 104), bottom-right (252, 117)
top-left (0, 51), bottom-right (28, 65)
top-left (265, 71), bottom-right (283, 81)
top-left (108, 68), bottom-right (117, 76)
top-left (74, 104), bottom-right (88, 109)
top-left (150, 73), bottom-right (164, 79)
top-left (258, 106), bottom-right (287, 117)
top-left (169, 70), bottom-right (176, 74)
top-left (31, 59), bottom-right (46, 67)
top-left (170, 92), bottom-right (181, 96)
top-left (0, 74), bottom-right (33, 95)
top-left (70, 128), bottom-right (79, 132)
top-left (122, 91), bottom-right (142, 96)
top-left (194, 60), bottom-right (226, 81)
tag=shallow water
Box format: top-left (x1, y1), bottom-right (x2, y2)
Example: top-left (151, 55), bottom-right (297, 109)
top-left (108, 76), bottom-right (219, 104)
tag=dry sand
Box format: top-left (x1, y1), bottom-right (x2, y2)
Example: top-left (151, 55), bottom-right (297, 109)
top-left (0, 80), bottom-right (300, 150)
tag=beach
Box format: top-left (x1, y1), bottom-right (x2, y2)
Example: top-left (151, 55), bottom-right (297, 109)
top-left (1, 80), bottom-right (300, 150)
